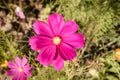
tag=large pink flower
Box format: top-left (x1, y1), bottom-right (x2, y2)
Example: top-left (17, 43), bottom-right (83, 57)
top-left (6, 57), bottom-right (32, 80)
top-left (29, 14), bottom-right (84, 70)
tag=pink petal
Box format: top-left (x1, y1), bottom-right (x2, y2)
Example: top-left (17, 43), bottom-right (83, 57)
top-left (15, 7), bottom-right (25, 19)
top-left (60, 20), bottom-right (78, 37)
top-left (37, 45), bottom-right (56, 66)
top-left (23, 64), bottom-right (32, 77)
top-left (20, 72), bottom-right (26, 80)
top-left (12, 76), bottom-right (19, 80)
top-left (29, 36), bottom-right (41, 50)
top-left (48, 14), bottom-right (64, 35)
top-left (6, 69), bottom-right (17, 76)
top-left (29, 35), bottom-right (52, 50)
top-left (59, 43), bottom-right (76, 60)
top-left (14, 57), bottom-right (21, 67)
top-left (52, 56), bottom-right (64, 70)
top-left (21, 57), bottom-right (27, 67)
top-left (33, 20), bottom-right (53, 37)
top-left (63, 34), bottom-right (84, 49)
top-left (12, 72), bottom-right (20, 80)
top-left (23, 64), bottom-right (31, 71)
top-left (6, 70), bottom-right (13, 76)
top-left (8, 62), bottom-right (18, 69)
top-left (24, 71), bottom-right (32, 77)
top-left (17, 11), bottom-right (25, 19)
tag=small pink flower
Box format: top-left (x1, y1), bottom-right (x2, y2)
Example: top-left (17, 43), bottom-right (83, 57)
top-left (6, 57), bottom-right (32, 80)
top-left (15, 7), bottom-right (25, 19)
top-left (29, 14), bottom-right (84, 70)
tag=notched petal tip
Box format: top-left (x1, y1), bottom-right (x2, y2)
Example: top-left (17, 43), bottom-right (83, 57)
top-left (48, 13), bottom-right (64, 35)
top-left (33, 20), bottom-right (53, 36)
top-left (52, 56), bottom-right (64, 70)
top-left (63, 33), bottom-right (85, 49)
top-left (78, 34), bottom-right (85, 48)
top-left (48, 13), bottom-right (63, 19)
top-left (22, 57), bottom-right (27, 67)
top-left (36, 53), bottom-right (50, 66)
top-left (65, 20), bottom-right (79, 30)
top-left (33, 20), bottom-right (41, 34)
top-left (29, 36), bottom-right (41, 50)
top-left (60, 20), bottom-right (79, 37)
top-left (33, 20), bottom-right (40, 27)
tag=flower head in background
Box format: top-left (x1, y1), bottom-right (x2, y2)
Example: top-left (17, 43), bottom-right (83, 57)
top-left (6, 57), bottom-right (32, 80)
top-left (15, 7), bottom-right (25, 19)
top-left (29, 14), bottom-right (84, 70)
top-left (0, 60), bottom-right (8, 68)
top-left (114, 48), bottom-right (120, 61)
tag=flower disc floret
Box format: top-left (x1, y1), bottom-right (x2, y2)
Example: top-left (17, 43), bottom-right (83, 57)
top-left (18, 67), bottom-right (23, 72)
top-left (53, 36), bottom-right (61, 45)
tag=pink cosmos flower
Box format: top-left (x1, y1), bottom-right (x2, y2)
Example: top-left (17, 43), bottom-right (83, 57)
top-left (6, 57), bottom-right (32, 80)
top-left (29, 14), bottom-right (84, 70)
top-left (15, 7), bottom-right (25, 19)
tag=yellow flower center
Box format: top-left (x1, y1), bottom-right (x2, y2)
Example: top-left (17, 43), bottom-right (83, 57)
top-left (18, 67), bottom-right (23, 72)
top-left (53, 36), bottom-right (61, 45)
top-left (116, 52), bottom-right (120, 56)
top-left (0, 60), bottom-right (8, 68)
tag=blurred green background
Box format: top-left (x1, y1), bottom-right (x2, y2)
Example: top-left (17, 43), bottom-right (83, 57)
top-left (0, 0), bottom-right (120, 80)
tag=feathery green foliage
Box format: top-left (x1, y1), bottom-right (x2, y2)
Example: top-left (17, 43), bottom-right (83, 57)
top-left (0, 0), bottom-right (120, 80)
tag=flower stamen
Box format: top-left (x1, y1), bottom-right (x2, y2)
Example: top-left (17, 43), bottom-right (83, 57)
top-left (53, 36), bottom-right (61, 45)
top-left (18, 67), bottom-right (23, 72)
